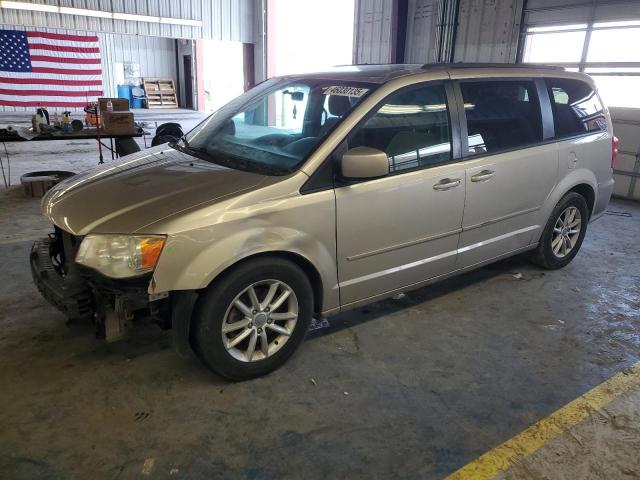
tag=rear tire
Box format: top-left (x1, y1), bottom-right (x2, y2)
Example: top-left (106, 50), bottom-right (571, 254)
top-left (532, 192), bottom-right (589, 270)
top-left (192, 257), bottom-right (313, 381)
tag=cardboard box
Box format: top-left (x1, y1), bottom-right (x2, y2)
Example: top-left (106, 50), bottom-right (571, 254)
top-left (101, 111), bottom-right (135, 134)
top-left (98, 97), bottom-right (129, 113)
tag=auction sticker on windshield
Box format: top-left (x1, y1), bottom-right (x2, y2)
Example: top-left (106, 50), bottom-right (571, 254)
top-left (323, 86), bottom-right (369, 97)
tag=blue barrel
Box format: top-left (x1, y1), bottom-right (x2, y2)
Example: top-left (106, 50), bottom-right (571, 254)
top-left (132, 96), bottom-right (144, 108)
top-left (116, 85), bottom-right (132, 107)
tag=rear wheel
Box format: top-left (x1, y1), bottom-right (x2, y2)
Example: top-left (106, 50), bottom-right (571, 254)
top-left (192, 257), bottom-right (313, 380)
top-left (532, 192), bottom-right (589, 269)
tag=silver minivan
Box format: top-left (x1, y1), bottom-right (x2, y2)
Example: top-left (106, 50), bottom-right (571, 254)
top-left (32, 64), bottom-right (616, 379)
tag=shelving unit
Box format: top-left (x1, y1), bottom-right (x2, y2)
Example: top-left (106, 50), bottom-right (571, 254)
top-left (142, 78), bottom-right (178, 109)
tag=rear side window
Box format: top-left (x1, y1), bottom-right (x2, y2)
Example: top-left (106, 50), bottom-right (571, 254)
top-left (348, 83), bottom-right (452, 174)
top-left (459, 80), bottom-right (543, 155)
top-left (545, 78), bottom-right (607, 138)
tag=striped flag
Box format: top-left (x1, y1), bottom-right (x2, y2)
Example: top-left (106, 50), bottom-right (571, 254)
top-left (0, 29), bottom-right (103, 108)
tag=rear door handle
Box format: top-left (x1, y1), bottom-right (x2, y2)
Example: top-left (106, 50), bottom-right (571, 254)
top-left (470, 170), bottom-right (495, 182)
top-left (433, 178), bottom-right (461, 191)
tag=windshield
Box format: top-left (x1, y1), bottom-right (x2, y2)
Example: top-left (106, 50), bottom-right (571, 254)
top-left (178, 78), bottom-right (375, 175)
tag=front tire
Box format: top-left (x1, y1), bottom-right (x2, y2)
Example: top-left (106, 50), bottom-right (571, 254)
top-left (532, 192), bottom-right (589, 270)
top-left (192, 257), bottom-right (313, 380)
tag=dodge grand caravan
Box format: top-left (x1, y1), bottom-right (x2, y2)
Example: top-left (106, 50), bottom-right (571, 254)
top-left (31, 64), bottom-right (616, 380)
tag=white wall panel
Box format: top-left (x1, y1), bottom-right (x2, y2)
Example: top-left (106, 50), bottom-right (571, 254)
top-left (611, 107), bottom-right (640, 200)
top-left (0, 0), bottom-right (256, 41)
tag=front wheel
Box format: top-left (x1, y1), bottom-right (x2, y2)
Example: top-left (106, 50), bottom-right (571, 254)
top-left (192, 257), bottom-right (313, 380)
top-left (532, 192), bottom-right (589, 270)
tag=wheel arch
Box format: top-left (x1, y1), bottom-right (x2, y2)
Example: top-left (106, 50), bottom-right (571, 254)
top-left (567, 183), bottom-right (595, 218)
top-left (545, 170), bottom-right (598, 221)
top-left (204, 250), bottom-right (325, 318)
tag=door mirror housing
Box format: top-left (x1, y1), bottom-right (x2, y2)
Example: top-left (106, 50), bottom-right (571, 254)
top-left (340, 147), bottom-right (389, 180)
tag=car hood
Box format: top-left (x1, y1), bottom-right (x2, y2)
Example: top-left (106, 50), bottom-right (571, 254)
top-left (42, 146), bottom-right (267, 235)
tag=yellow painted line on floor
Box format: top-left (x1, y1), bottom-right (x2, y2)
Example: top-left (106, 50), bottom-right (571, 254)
top-left (446, 361), bottom-right (640, 480)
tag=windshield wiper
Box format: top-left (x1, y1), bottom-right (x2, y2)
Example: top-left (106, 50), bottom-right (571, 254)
top-left (170, 141), bottom-right (217, 163)
top-left (170, 142), bottom-right (288, 175)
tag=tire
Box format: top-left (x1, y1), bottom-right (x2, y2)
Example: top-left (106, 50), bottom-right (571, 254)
top-left (532, 192), bottom-right (589, 270)
top-left (192, 257), bottom-right (313, 380)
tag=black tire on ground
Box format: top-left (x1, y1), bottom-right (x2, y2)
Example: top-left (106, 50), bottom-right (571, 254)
top-left (532, 192), bottom-right (589, 270)
top-left (192, 257), bottom-right (314, 381)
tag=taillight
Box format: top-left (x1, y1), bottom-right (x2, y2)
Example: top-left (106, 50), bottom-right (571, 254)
top-left (611, 135), bottom-right (619, 169)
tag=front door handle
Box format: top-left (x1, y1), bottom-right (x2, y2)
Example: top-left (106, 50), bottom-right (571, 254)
top-left (433, 178), bottom-right (461, 191)
top-left (471, 169), bottom-right (495, 182)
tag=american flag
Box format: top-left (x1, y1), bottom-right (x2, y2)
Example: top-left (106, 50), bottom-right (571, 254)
top-left (0, 29), bottom-right (103, 108)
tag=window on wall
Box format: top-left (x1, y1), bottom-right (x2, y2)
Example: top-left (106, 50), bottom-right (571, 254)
top-left (348, 83), bottom-right (451, 174)
top-left (459, 80), bottom-right (543, 154)
top-left (522, 21), bottom-right (640, 108)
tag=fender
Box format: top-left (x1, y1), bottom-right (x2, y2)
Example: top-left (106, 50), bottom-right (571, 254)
top-left (535, 167), bottom-right (598, 240)
top-left (149, 204), bottom-right (340, 314)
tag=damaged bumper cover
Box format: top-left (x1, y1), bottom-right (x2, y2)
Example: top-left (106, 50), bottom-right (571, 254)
top-left (30, 233), bottom-right (198, 353)
top-left (30, 236), bottom-right (93, 321)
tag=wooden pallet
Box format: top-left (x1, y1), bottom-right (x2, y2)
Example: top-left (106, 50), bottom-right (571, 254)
top-left (142, 78), bottom-right (178, 109)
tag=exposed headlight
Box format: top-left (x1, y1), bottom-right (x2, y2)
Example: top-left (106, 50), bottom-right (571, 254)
top-left (75, 234), bottom-right (166, 279)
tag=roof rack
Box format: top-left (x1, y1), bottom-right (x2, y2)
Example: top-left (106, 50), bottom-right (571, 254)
top-left (421, 62), bottom-right (565, 70)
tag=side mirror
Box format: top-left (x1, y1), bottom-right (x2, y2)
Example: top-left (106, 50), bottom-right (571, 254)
top-left (341, 147), bottom-right (389, 180)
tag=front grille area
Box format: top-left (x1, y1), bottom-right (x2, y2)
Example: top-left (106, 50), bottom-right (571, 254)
top-left (52, 226), bottom-right (83, 276)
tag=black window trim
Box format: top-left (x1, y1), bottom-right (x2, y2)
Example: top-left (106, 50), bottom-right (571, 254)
top-left (302, 79), bottom-right (462, 193)
top-left (302, 75), bottom-right (612, 194)
top-left (453, 76), bottom-right (554, 160)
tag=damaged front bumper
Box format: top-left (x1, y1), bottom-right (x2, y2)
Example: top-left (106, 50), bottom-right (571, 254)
top-left (30, 235), bottom-right (93, 321)
top-left (30, 230), bottom-right (198, 353)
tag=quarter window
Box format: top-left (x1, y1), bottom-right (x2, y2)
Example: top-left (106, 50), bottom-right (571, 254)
top-left (545, 78), bottom-right (606, 138)
top-left (460, 80), bottom-right (543, 154)
top-left (348, 84), bottom-right (452, 173)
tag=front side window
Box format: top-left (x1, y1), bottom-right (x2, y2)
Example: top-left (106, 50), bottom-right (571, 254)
top-left (545, 78), bottom-right (606, 138)
top-left (348, 83), bottom-right (452, 174)
top-left (181, 78), bottom-right (373, 175)
top-left (460, 80), bottom-right (543, 155)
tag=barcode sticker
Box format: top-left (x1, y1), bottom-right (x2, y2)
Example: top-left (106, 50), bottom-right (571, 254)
top-left (322, 86), bottom-right (369, 97)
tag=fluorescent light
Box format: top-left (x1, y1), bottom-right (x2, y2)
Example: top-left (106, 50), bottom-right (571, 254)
top-left (59, 7), bottom-right (112, 18)
top-left (528, 24), bottom-right (588, 33)
top-left (160, 17), bottom-right (202, 27)
top-left (113, 12), bottom-right (159, 23)
top-left (1, 0), bottom-right (57, 12)
top-left (0, 0), bottom-right (203, 27)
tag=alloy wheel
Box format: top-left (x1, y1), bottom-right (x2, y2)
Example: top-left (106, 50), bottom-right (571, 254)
top-left (551, 206), bottom-right (582, 258)
top-left (221, 279), bottom-right (299, 362)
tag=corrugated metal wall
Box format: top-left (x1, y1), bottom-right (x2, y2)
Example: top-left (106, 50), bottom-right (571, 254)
top-left (100, 33), bottom-right (177, 99)
top-left (0, 0), bottom-right (255, 42)
top-left (404, 0), bottom-right (438, 63)
top-left (453, 0), bottom-right (523, 63)
top-left (354, 0), bottom-right (523, 65)
top-left (0, 23), bottom-right (176, 111)
top-left (353, 0), bottom-right (394, 64)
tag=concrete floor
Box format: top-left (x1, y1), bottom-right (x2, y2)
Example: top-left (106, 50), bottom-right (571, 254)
top-left (0, 137), bottom-right (639, 478)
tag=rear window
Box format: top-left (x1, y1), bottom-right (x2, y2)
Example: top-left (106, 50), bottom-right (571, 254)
top-left (459, 80), bottom-right (543, 155)
top-left (545, 78), bottom-right (607, 138)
